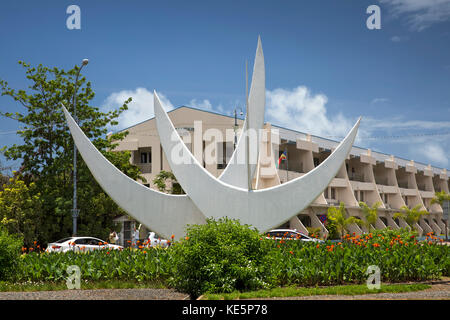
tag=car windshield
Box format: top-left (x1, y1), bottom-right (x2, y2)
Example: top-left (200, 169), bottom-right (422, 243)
top-left (54, 237), bottom-right (73, 243)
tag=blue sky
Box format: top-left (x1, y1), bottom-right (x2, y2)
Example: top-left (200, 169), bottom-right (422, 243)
top-left (0, 0), bottom-right (449, 171)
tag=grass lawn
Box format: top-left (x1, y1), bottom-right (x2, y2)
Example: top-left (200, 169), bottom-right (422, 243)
top-left (202, 283), bottom-right (432, 300)
top-left (0, 280), bottom-right (166, 292)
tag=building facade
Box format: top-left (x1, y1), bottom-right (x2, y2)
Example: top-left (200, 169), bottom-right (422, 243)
top-left (113, 106), bottom-right (449, 238)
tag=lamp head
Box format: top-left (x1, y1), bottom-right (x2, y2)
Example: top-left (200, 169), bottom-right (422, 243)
top-left (82, 59), bottom-right (89, 66)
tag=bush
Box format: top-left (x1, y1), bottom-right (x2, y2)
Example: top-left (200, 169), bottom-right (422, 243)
top-left (0, 227), bottom-right (23, 280)
top-left (168, 218), bottom-right (269, 298)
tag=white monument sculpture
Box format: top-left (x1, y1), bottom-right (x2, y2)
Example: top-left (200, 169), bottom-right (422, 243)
top-left (62, 37), bottom-right (361, 239)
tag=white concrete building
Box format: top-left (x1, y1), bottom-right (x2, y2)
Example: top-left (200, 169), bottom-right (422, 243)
top-left (113, 105), bottom-right (449, 238)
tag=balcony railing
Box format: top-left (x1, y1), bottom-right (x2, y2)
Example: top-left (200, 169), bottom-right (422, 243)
top-left (349, 173), bottom-right (366, 183)
top-left (326, 198), bottom-right (340, 206)
top-left (375, 177), bottom-right (388, 186)
top-left (397, 181), bottom-right (409, 189)
top-left (137, 163), bottom-right (152, 174)
top-left (417, 184), bottom-right (431, 192)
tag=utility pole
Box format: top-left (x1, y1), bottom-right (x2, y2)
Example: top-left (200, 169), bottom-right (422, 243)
top-left (72, 58), bottom-right (89, 236)
top-left (233, 107), bottom-right (243, 150)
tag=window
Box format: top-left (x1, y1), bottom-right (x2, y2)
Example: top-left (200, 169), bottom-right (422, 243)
top-left (140, 149), bottom-right (152, 164)
top-left (55, 237), bottom-right (73, 244)
top-left (87, 238), bottom-right (102, 245)
top-left (74, 238), bottom-right (88, 245)
top-left (140, 152), bottom-right (148, 164)
top-left (314, 158), bottom-right (320, 167)
top-left (217, 142), bottom-right (232, 169)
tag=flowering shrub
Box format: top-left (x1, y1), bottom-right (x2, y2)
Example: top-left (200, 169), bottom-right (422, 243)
top-left (263, 228), bottom-right (449, 286)
top-left (12, 222), bottom-right (449, 297)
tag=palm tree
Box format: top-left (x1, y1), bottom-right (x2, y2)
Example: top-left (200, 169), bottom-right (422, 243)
top-left (327, 202), bottom-right (362, 238)
top-left (430, 191), bottom-right (450, 207)
top-left (359, 201), bottom-right (381, 233)
top-left (393, 204), bottom-right (429, 230)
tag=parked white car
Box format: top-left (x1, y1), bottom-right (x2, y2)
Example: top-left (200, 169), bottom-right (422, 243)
top-left (146, 232), bottom-right (170, 248)
top-left (266, 229), bottom-right (323, 243)
top-left (45, 236), bottom-right (123, 253)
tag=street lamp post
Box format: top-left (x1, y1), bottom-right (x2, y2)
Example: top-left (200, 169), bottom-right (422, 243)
top-left (233, 107), bottom-right (243, 150)
top-left (72, 58), bottom-right (89, 236)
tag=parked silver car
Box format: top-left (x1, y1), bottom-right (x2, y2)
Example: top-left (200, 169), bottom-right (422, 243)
top-left (46, 236), bottom-right (123, 253)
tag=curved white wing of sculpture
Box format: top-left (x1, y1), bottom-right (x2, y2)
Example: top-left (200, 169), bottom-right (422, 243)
top-left (62, 38), bottom-right (266, 239)
top-left (63, 106), bottom-right (206, 240)
top-left (154, 91), bottom-right (361, 232)
top-left (218, 36), bottom-right (265, 187)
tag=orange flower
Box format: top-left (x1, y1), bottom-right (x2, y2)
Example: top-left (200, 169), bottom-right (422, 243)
top-left (185, 236), bottom-right (189, 240)
top-left (316, 244), bottom-right (320, 249)
top-left (289, 251), bottom-right (294, 255)
top-left (171, 234), bottom-right (175, 240)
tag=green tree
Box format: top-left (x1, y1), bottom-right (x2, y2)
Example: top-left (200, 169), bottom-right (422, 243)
top-left (0, 61), bottom-right (143, 244)
top-left (430, 191), bottom-right (450, 207)
top-left (359, 201), bottom-right (381, 232)
top-left (0, 174), bottom-right (42, 247)
top-left (327, 202), bottom-right (362, 238)
top-left (152, 170), bottom-right (184, 194)
top-left (393, 205), bottom-right (429, 230)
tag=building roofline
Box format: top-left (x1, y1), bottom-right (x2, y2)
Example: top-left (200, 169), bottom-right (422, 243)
top-left (115, 105), bottom-right (448, 173)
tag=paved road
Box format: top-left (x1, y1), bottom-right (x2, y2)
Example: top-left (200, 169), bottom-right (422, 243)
top-left (0, 288), bottom-right (189, 300)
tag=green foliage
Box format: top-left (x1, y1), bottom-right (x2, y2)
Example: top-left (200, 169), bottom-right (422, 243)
top-left (393, 205), bottom-right (429, 230)
top-left (168, 218), bottom-right (268, 298)
top-left (359, 201), bottom-right (381, 232)
top-left (0, 61), bottom-right (144, 245)
top-left (16, 247), bottom-right (173, 284)
top-left (327, 202), bottom-right (362, 238)
top-left (0, 227), bottom-right (23, 281)
top-left (431, 191), bottom-right (450, 206)
top-left (0, 175), bottom-right (42, 247)
top-left (8, 221), bottom-right (450, 297)
top-left (152, 170), bottom-right (184, 194)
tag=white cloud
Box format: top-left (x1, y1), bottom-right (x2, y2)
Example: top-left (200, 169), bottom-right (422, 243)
top-left (189, 98), bottom-right (228, 115)
top-left (102, 87), bottom-right (174, 130)
top-left (380, 0), bottom-right (450, 31)
top-left (265, 86), bottom-right (354, 138)
top-left (102, 85), bottom-right (449, 168)
top-left (414, 142), bottom-right (449, 166)
top-left (370, 98), bottom-right (390, 104)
